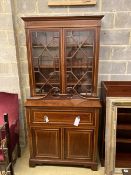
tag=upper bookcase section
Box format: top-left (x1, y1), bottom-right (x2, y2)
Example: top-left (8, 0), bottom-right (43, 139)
top-left (22, 16), bottom-right (104, 98)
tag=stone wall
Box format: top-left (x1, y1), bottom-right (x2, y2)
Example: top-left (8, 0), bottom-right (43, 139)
top-left (0, 0), bottom-right (26, 146)
top-left (0, 0), bottom-right (131, 146)
top-left (0, 0), bottom-right (20, 93)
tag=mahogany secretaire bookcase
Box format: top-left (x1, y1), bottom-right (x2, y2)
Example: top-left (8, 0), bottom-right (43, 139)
top-left (22, 16), bottom-right (103, 170)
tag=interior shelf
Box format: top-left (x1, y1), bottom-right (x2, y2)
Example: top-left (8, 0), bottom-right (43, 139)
top-left (116, 138), bottom-right (131, 143)
top-left (34, 66), bottom-right (60, 69)
top-left (66, 44), bottom-right (94, 48)
top-left (117, 124), bottom-right (131, 130)
top-left (34, 65), bottom-right (93, 69)
top-left (36, 82), bottom-right (60, 86)
top-left (32, 44), bottom-right (94, 48)
top-left (36, 82), bottom-right (92, 86)
top-left (32, 45), bottom-right (59, 48)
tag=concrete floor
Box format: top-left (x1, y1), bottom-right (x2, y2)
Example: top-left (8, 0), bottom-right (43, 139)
top-left (14, 147), bottom-right (122, 175)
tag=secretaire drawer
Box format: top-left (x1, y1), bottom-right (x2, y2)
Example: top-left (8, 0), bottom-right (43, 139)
top-left (30, 109), bottom-right (96, 126)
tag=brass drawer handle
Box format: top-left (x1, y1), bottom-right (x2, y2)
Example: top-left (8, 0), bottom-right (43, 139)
top-left (74, 116), bottom-right (80, 126)
top-left (44, 115), bottom-right (49, 123)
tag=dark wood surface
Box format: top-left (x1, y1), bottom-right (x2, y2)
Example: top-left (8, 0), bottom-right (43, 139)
top-left (22, 15), bottom-right (104, 22)
top-left (23, 16), bottom-right (103, 170)
top-left (25, 98), bottom-right (101, 107)
top-left (100, 81), bottom-right (131, 168)
top-left (101, 81), bottom-right (131, 97)
top-left (26, 98), bottom-right (101, 170)
top-left (22, 16), bottom-right (103, 97)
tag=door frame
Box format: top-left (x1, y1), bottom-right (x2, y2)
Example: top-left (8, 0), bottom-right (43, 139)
top-left (105, 97), bottom-right (131, 175)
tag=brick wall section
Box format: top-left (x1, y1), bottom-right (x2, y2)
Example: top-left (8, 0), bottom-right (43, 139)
top-left (0, 1), bottom-right (20, 93)
top-left (0, 0), bottom-right (130, 146)
top-left (0, 0), bottom-right (25, 147)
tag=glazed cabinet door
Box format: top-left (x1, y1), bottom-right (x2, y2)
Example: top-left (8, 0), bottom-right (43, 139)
top-left (30, 127), bottom-right (61, 160)
top-left (28, 28), bottom-right (99, 98)
top-left (23, 16), bottom-right (103, 98)
top-left (30, 29), bottom-right (61, 96)
top-left (64, 128), bottom-right (94, 161)
top-left (64, 28), bottom-right (97, 98)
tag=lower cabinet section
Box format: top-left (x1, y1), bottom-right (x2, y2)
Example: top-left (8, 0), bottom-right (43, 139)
top-left (25, 99), bottom-right (101, 170)
top-left (30, 127), bottom-right (97, 169)
top-left (31, 127), bottom-right (94, 161)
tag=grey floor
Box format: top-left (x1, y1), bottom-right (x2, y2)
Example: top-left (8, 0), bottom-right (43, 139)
top-left (14, 146), bottom-right (122, 175)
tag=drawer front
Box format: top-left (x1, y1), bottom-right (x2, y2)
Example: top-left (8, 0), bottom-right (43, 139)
top-left (30, 110), bottom-right (96, 126)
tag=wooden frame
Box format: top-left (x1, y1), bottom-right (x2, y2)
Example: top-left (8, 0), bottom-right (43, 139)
top-left (48, 0), bottom-right (96, 6)
top-left (105, 97), bottom-right (131, 175)
top-left (22, 16), bottom-right (103, 97)
top-left (23, 16), bottom-right (103, 170)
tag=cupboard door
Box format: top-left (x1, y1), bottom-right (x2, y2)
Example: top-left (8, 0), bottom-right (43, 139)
top-left (30, 30), bottom-right (61, 95)
top-left (31, 127), bottom-right (61, 159)
top-left (64, 128), bottom-right (94, 161)
top-left (64, 29), bottom-right (96, 97)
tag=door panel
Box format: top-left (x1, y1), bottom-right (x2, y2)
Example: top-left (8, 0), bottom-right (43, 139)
top-left (64, 29), bottom-right (95, 97)
top-left (31, 127), bottom-right (61, 159)
top-left (31, 30), bottom-right (61, 95)
top-left (64, 128), bottom-right (94, 160)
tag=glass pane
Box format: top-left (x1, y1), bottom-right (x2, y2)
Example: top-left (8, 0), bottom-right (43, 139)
top-left (65, 29), bottom-right (95, 97)
top-left (31, 31), bottom-right (60, 95)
